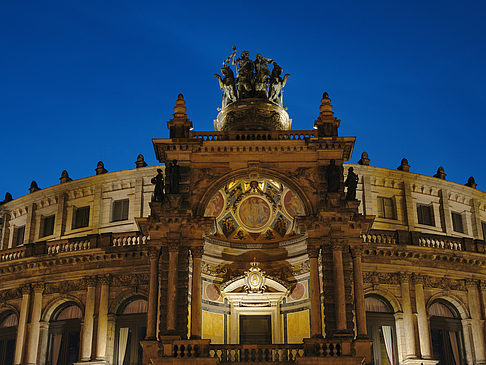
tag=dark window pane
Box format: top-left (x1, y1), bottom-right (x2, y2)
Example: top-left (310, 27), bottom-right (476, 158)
top-left (112, 199), bottom-right (130, 222)
top-left (73, 206), bottom-right (90, 229)
top-left (482, 221), bottom-right (486, 241)
top-left (378, 197), bottom-right (396, 220)
top-left (451, 212), bottom-right (464, 233)
top-left (42, 215), bottom-right (55, 237)
top-left (15, 226), bottom-right (25, 246)
top-left (417, 204), bottom-right (435, 226)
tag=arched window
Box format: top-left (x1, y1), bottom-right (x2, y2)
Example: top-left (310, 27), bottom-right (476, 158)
top-left (0, 311), bottom-right (18, 365)
top-left (115, 298), bottom-right (148, 365)
top-left (365, 295), bottom-right (397, 365)
top-left (429, 300), bottom-right (465, 365)
top-left (47, 302), bottom-right (82, 365)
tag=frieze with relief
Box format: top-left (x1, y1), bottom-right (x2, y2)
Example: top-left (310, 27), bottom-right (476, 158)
top-left (204, 177), bottom-right (305, 243)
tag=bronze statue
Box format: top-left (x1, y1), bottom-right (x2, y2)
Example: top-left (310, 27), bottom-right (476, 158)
top-left (254, 53), bottom-right (273, 98)
top-left (344, 167), bottom-right (359, 201)
top-left (166, 160), bottom-right (181, 194)
top-left (269, 63), bottom-right (290, 105)
top-left (151, 169), bottom-right (165, 202)
top-left (232, 50), bottom-right (254, 98)
top-left (214, 66), bottom-right (237, 108)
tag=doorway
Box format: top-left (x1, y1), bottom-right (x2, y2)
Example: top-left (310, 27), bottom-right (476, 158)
top-left (239, 315), bottom-right (272, 344)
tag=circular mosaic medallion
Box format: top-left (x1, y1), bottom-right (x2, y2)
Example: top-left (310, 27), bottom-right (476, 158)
top-left (283, 190), bottom-right (305, 217)
top-left (204, 191), bottom-right (224, 218)
top-left (237, 196), bottom-right (272, 230)
top-left (205, 283), bottom-right (221, 301)
top-left (290, 282), bottom-right (305, 300)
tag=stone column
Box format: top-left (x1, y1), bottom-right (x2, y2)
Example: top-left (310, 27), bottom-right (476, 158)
top-left (413, 275), bottom-right (433, 359)
top-left (308, 246), bottom-right (323, 337)
top-left (25, 283), bottom-right (44, 365)
top-left (95, 275), bottom-right (110, 360)
top-left (466, 280), bottom-right (486, 363)
top-left (400, 273), bottom-right (417, 359)
top-left (166, 242), bottom-right (179, 332)
top-left (80, 277), bottom-right (97, 361)
top-left (332, 244), bottom-right (347, 332)
top-left (351, 247), bottom-right (367, 338)
top-left (14, 285), bottom-right (30, 365)
top-left (190, 246), bottom-right (204, 339)
top-left (146, 249), bottom-right (159, 339)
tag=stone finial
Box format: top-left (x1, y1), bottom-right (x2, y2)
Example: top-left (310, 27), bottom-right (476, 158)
top-left (0, 192), bottom-right (13, 205)
top-left (174, 93), bottom-right (187, 115)
top-left (314, 92), bottom-right (340, 137)
top-left (135, 154), bottom-right (148, 168)
top-left (397, 158), bottom-right (410, 172)
top-left (59, 170), bottom-right (72, 184)
top-left (319, 92), bottom-right (333, 116)
top-left (433, 166), bottom-right (446, 180)
top-left (95, 161), bottom-right (108, 175)
top-left (167, 94), bottom-right (193, 138)
top-left (466, 176), bottom-right (477, 189)
top-left (358, 152), bottom-right (370, 166)
top-left (29, 180), bottom-right (41, 193)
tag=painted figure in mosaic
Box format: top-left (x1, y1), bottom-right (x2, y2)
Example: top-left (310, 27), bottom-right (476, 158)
top-left (344, 167), bottom-right (359, 200)
top-left (151, 169), bottom-right (165, 202)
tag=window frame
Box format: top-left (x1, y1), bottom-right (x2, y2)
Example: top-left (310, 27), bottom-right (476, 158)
top-left (417, 203), bottom-right (435, 226)
top-left (451, 211), bottom-right (464, 233)
top-left (13, 225), bottom-right (25, 247)
top-left (377, 197), bottom-right (396, 220)
top-left (481, 221), bottom-right (486, 241)
top-left (41, 214), bottom-right (56, 238)
top-left (72, 206), bottom-right (90, 230)
top-left (112, 199), bottom-right (130, 222)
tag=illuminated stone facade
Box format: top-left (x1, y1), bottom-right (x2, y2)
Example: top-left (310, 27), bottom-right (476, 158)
top-left (0, 90), bottom-right (485, 365)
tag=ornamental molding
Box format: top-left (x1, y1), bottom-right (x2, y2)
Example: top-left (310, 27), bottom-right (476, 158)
top-left (363, 271), bottom-right (467, 291)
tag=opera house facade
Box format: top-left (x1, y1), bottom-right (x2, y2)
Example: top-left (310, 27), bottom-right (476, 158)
top-left (1, 51), bottom-right (485, 365)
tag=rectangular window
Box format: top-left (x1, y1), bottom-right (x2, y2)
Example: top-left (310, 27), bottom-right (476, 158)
top-left (73, 206), bottom-right (90, 229)
top-left (41, 215), bottom-right (55, 237)
top-left (377, 197), bottom-right (396, 219)
top-left (14, 225), bottom-right (25, 246)
top-left (451, 212), bottom-right (464, 233)
top-left (112, 199), bottom-right (129, 222)
top-left (482, 221), bottom-right (486, 241)
top-left (417, 204), bottom-right (435, 226)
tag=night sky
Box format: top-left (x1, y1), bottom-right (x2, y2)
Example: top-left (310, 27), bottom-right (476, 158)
top-left (1, 1), bottom-right (485, 200)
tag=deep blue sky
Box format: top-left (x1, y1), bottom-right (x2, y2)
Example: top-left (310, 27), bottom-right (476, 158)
top-left (1, 1), bottom-right (485, 199)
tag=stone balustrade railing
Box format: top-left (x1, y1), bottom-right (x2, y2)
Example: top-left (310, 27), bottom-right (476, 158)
top-left (189, 130), bottom-right (316, 142)
top-left (47, 238), bottom-right (91, 254)
top-left (363, 229), bottom-right (483, 252)
top-left (208, 344), bottom-right (305, 362)
top-left (0, 246), bottom-right (25, 262)
top-left (111, 233), bottom-right (149, 247)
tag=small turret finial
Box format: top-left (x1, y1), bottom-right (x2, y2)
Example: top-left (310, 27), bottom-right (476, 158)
top-left (135, 154), bottom-right (148, 168)
top-left (95, 161), bottom-right (108, 175)
top-left (433, 166), bottom-right (446, 180)
top-left (29, 180), bottom-right (41, 193)
top-left (358, 152), bottom-right (370, 166)
top-left (465, 176), bottom-right (477, 189)
top-left (59, 170), bottom-right (72, 184)
top-left (397, 158), bottom-right (410, 172)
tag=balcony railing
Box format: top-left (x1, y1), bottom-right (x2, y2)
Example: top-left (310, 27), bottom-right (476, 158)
top-left (208, 344), bottom-right (305, 362)
top-left (189, 130), bottom-right (317, 142)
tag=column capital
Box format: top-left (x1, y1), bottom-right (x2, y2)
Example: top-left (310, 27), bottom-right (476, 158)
top-left (84, 276), bottom-right (98, 288)
top-left (149, 247), bottom-right (160, 259)
top-left (21, 284), bottom-right (31, 295)
top-left (399, 272), bottom-right (412, 282)
top-left (412, 274), bottom-right (425, 285)
top-left (350, 245), bottom-right (363, 258)
top-left (307, 246), bottom-right (320, 258)
top-left (480, 280), bottom-right (486, 291)
top-left (32, 283), bottom-right (45, 293)
top-left (98, 275), bottom-right (112, 286)
top-left (167, 241), bottom-right (180, 252)
top-left (330, 242), bottom-right (344, 251)
top-left (191, 246), bottom-right (204, 258)
top-left (465, 278), bottom-right (479, 289)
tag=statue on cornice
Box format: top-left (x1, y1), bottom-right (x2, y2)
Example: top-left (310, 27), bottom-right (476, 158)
top-left (215, 46), bottom-right (290, 108)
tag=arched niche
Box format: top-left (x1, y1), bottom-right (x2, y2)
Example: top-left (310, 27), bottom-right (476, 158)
top-left (0, 309), bottom-right (18, 365)
top-left (201, 171), bottom-right (310, 243)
